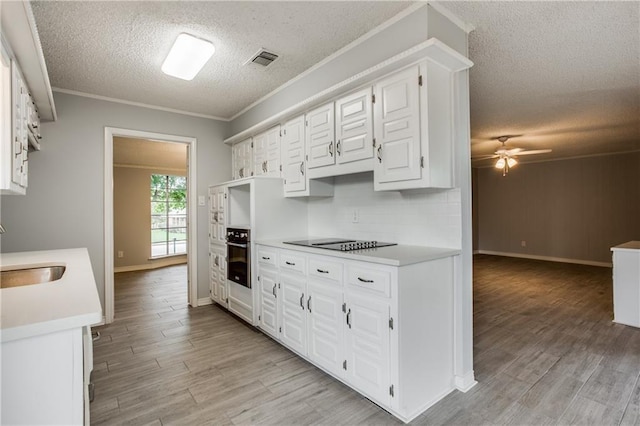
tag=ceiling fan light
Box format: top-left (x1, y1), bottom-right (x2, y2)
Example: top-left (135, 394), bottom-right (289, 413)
top-left (495, 158), bottom-right (506, 169)
top-left (507, 157), bottom-right (518, 168)
top-left (162, 33), bottom-right (215, 81)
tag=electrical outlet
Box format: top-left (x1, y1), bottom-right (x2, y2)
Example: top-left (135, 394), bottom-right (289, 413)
top-left (521, 241), bottom-right (526, 247)
top-left (352, 208), bottom-right (359, 223)
top-left (117, 251), bottom-right (124, 258)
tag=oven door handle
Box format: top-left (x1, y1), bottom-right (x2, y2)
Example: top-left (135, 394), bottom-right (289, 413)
top-left (227, 242), bottom-right (248, 248)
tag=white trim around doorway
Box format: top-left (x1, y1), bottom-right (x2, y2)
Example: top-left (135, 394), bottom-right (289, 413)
top-left (104, 127), bottom-right (198, 324)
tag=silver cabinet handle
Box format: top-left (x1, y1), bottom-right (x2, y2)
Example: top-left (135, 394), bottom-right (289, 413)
top-left (307, 296), bottom-right (312, 313)
top-left (262, 256), bottom-right (270, 260)
top-left (316, 268), bottom-right (329, 274)
top-left (357, 277), bottom-right (374, 283)
top-left (337, 140), bottom-right (341, 156)
top-left (285, 261), bottom-right (295, 266)
top-left (329, 141), bottom-right (334, 157)
top-left (377, 145), bottom-right (382, 163)
top-left (300, 161), bottom-right (304, 176)
top-left (264, 161), bottom-right (267, 172)
top-left (272, 283), bottom-right (277, 297)
top-left (214, 212), bottom-right (218, 222)
top-left (214, 255), bottom-right (219, 266)
top-left (346, 308), bottom-right (352, 328)
top-left (300, 293), bottom-right (305, 309)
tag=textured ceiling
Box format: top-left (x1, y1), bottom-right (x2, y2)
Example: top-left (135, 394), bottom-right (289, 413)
top-left (31, 1), bottom-right (413, 120)
top-left (114, 137), bottom-right (187, 171)
top-left (443, 1), bottom-right (640, 164)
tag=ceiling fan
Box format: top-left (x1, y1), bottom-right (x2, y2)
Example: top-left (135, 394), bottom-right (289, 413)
top-left (474, 135), bottom-right (552, 176)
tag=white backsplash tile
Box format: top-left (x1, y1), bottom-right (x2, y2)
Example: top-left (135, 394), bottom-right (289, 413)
top-left (307, 173), bottom-right (461, 248)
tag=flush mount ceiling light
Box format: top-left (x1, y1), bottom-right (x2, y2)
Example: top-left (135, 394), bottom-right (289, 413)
top-left (161, 33), bottom-right (215, 81)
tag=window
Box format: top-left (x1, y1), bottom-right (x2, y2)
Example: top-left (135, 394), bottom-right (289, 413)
top-left (151, 175), bottom-right (187, 257)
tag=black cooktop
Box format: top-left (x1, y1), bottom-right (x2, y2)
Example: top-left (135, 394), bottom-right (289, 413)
top-left (284, 238), bottom-right (396, 252)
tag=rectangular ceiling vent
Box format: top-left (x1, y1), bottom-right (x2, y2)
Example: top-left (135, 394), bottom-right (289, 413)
top-left (245, 48), bottom-right (279, 67)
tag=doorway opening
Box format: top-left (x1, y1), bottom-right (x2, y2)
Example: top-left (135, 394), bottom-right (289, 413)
top-left (104, 127), bottom-right (198, 324)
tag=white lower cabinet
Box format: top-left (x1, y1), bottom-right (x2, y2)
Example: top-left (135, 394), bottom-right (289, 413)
top-left (209, 244), bottom-right (227, 308)
top-left (344, 289), bottom-right (391, 405)
top-left (255, 244), bottom-right (456, 423)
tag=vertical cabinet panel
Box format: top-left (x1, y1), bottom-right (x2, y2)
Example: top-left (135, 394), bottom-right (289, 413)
top-left (373, 65), bottom-right (421, 184)
top-left (259, 269), bottom-right (279, 339)
top-left (279, 273), bottom-right (307, 355)
top-left (344, 291), bottom-right (391, 405)
top-left (282, 115), bottom-right (306, 192)
top-left (250, 125), bottom-right (283, 178)
top-left (307, 280), bottom-right (344, 378)
top-left (232, 138), bottom-right (253, 179)
top-left (336, 88), bottom-right (373, 164)
top-left (306, 103), bottom-right (335, 169)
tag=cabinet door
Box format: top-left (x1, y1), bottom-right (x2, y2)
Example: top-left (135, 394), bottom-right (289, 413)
top-left (215, 188), bottom-right (227, 244)
top-left (209, 249), bottom-right (219, 301)
top-left (336, 88), bottom-right (373, 164)
top-left (279, 273), bottom-right (307, 355)
top-left (373, 65), bottom-right (421, 184)
top-left (344, 291), bottom-right (391, 406)
top-left (258, 268), bottom-right (279, 339)
top-left (264, 125), bottom-right (281, 177)
top-left (252, 131), bottom-right (268, 177)
top-left (282, 115), bottom-right (306, 192)
top-left (307, 280), bottom-right (344, 378)
top-left (12, 64), bottom-right (28, 188)
top-left (306, 103), bottom-right (335, 169)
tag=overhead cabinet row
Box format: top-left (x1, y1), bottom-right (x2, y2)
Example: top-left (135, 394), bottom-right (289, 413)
top-left (230, 56), bottom-right (467, 195)
top-left (1, 37), bottom-right (43, 195)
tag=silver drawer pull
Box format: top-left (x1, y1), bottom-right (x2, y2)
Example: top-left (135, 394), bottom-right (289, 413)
top-left (300, 293), bottom-right (305, 309)
top-left (262, 256), bottom-right (270, 260)
top-left (357, 277), bottom-right (374, 283)
top-left (316, 268), bottom-right (329, 274)
top-left (285, 261), bottom-right (295, 266)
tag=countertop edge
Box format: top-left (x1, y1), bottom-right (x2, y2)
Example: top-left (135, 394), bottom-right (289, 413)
top-left (255, 239), bottom-right (461, 266)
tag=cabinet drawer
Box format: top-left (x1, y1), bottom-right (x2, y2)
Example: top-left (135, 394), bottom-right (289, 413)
top-left (279, 250), bottom-right (306, 275)
top-left (347, 265), bottom-right (391, 297)
top-left (257, 246), bottom-right (277, 267)
top-left (309, 256), bottom-right (343, 283)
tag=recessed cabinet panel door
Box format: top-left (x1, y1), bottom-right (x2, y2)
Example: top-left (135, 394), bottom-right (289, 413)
top-left (373, 65), bottom-right (421, 184)
top-left (344, 291), bottom-right (390, 406)
top-left (280, 274), bottom-right (307, 355)
top-left (259, 269), bottom-right (279, 339)
top-left (282, 116), bottom-right (306, 192)
top-left (210, 252), bottom-right (218, 300)
top-left (253, 132), bottom-right (268, 177)
top-left (264, 125), bottom-right (281, 177)
top-left (307, 280), bottom-right (344, 378)
top-left (336, 88), bottom-right (373, 164)
top-left (306, 103), bottom-right (335, 169)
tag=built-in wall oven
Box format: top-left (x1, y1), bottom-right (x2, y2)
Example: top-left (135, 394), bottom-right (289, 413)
top-left (226, 228), bottom-right (250, 288)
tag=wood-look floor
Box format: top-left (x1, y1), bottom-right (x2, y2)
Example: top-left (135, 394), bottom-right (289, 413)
top-left (91, 256), bottom-right (640, 425)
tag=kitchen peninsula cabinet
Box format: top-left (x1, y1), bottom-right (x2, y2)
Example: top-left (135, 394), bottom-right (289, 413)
top-left (255, 241), bottom-right (460, 422)
top-left (612, 241), bottom-right (640, 328)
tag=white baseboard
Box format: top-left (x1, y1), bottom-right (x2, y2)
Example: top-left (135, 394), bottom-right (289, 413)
top-left (114, 257), bottom-right (187, 273)
top-left (454, 371), bottom-right (477, 392)
top-left (197, 297), bottom-right (213, 307)
top-left (476, 250), bottom-right (612, 268)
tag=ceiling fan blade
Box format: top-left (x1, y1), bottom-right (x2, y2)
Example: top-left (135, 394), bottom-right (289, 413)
top-left (471, 154), bottom-right (499, 160)
top-left (514, 149), bottom-right (552, 156)
top-left (506, 148), bottom-right (523, 155)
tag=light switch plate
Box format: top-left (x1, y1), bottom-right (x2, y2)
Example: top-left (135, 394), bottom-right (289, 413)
top-left (198, 195), bottom-right (205, 206)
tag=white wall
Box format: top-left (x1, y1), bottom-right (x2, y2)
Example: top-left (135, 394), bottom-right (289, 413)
top-left (0, 92), bottom-right (230, 307)
top-left (474, 152), bottom-right (640, 264)
top-left (308, 172), bottom-right (461, 248)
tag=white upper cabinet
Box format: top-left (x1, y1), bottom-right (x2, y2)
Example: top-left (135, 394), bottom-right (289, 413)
top-left (305, 103), bottom-right (335, 169)
top-left (281, 115), bottom-right (306, 193)
top-left (232, 138), bottom-right (253, 179)
top-left (373, 65), bottom-right (422, 185)
top-left (253, 125), bottom-right (281, 177)
top-left (374, 59), bottom-right (459, 190)
top-left (335, 88), bottom-right (374, 165)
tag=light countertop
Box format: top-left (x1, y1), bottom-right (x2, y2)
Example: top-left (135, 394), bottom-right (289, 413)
top-left (256, 239), bottom-right (460, 266)
top-left (1, 248), bottom-right (102, 343)
top-left (611, 241), bottom-right (640, 252)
